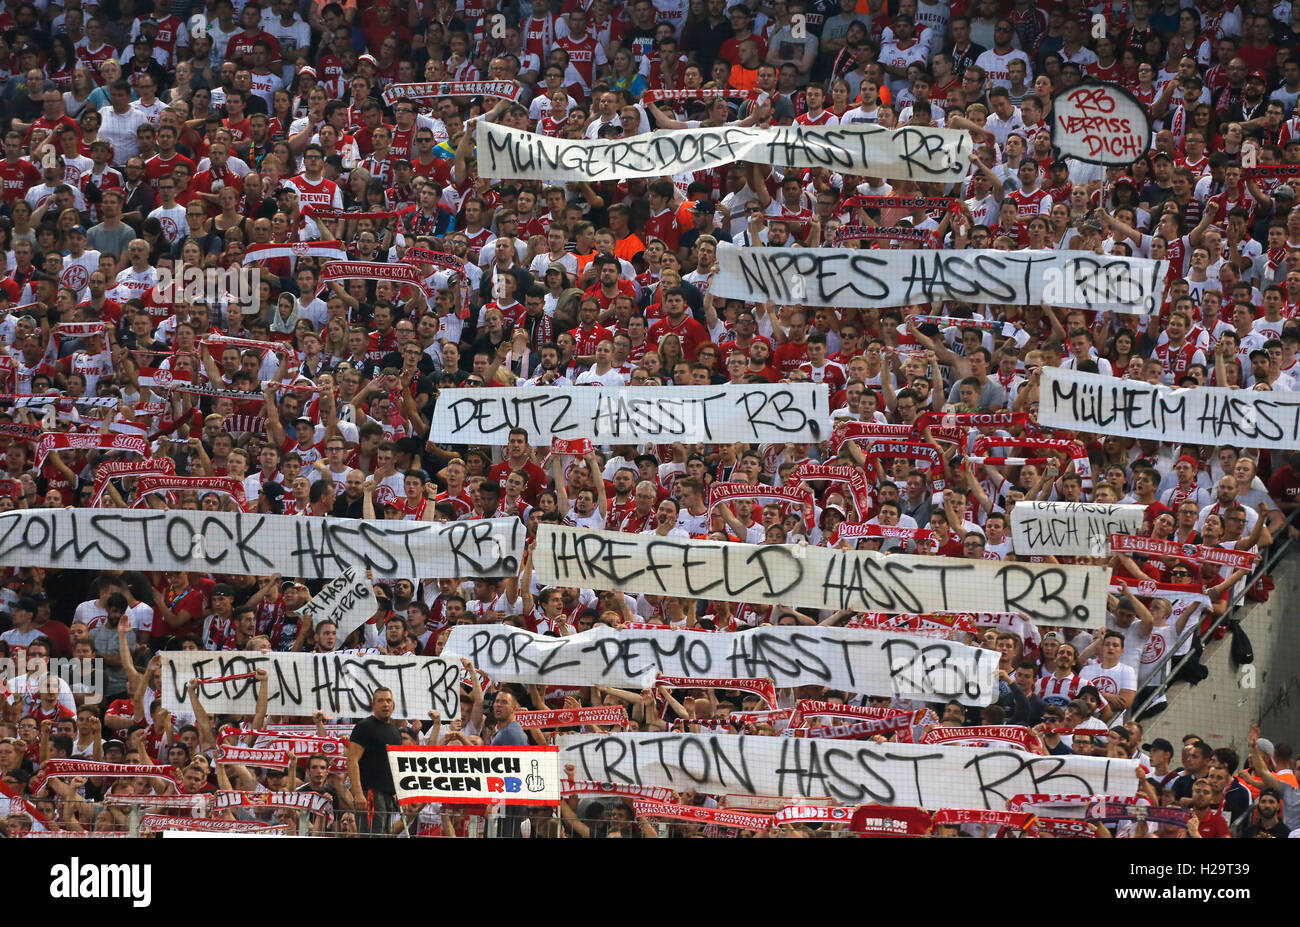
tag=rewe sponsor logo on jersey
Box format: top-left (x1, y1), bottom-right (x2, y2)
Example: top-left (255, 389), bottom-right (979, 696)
top-left (49, 858), bottom-right (151, 907)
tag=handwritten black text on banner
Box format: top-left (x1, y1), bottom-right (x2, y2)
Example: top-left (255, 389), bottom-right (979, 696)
top-left (0, 509), bottom-right (525, 580)
top-left (1052, 82), bottom-right (1152, 165)
top-left (534, 525), bottom-right (1110, 627)
top-left (558, 732), bottom-right (1139, 807)
top-left (443, 624), bottom-right (998, 705)
top-left (710, 245), bottom-right (1169, 315)
top-left (1010, 501), bottom-right (1147, 556)
top-left (161, 651), bottom-right (459, 719)
top-left (477, 119), bottom-right (971, 184)
top-left (299, 565), bottom-right (374, 641)
top-left (1040, 367), bottom-right (1300, 450)
top-left (429, 383), bottom-right (831, 445)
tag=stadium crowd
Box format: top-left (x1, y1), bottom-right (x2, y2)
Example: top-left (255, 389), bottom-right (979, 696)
top-left (1, 0), bottom-right (1300, 838)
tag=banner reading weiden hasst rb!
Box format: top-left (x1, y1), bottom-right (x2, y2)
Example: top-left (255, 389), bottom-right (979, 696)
top-left (710, 245), bottom-right (1169, 314)
top-left (476, 120), bottom-right (972, 183)
top-left (1040, 367), bottom-right (1300, 450)
top-left (533, 525), bottom-right (1110, 627)
top-left (389, 746), bottom-right (561, 806)
top-left (428, 383), bottom-right (831, 445)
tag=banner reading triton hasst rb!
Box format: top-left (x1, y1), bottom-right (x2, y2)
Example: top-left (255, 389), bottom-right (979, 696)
top-left (388, 746), bottom-right (561, 806)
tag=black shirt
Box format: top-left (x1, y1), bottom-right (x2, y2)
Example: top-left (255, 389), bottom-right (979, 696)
top-left (331, 492), bottom-right (365, 518)
top-left (349, 714), bottom-right (401, 794)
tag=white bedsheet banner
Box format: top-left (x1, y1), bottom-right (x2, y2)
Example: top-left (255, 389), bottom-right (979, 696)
top-left (442, 624), bottom-right (998, 705)
top-left (429, 383), bottom-right (832, 445)
top-left (710, 245), bottom-right (1169, 314)
top-left (535, 525), bottom-right (1110, 627)
top-left (0, 509), bottom-right (525, 580)
top-left (1040, 367), bottom-right (1300, 450)
top-left (1010, 501), bottom-right (1148, 556)
top-left (557, 732), bottom-right (1140, 807)
top-left (161, 651), bottom-right (460, 719)
top-left (477, 119), bottom-right (971, 183)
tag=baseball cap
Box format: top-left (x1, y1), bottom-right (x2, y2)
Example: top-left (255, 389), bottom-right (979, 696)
top-left (359, 54), bottom-right (378, 66)
top-left (1144, 737), bottom-right (1175, 754)
top-left (299, 66), bottom-right (317, 78)
top-left (211, 583), bottom-right (235, 598)
top-left (1041, 631), bottom-right (1062, 643)
top-left (1248, 70), bottom-right (1267, 83)
top-left (14, 596), bottom-right (38, 613)
top-left (295, 416), bottom-right (315, 428)
top-left (1177, 454), bottom-right (1199, 468)
top-left (691, 199), bottom-right (716, 214)
top-left (1256, 737), bottom-right (1276, 757)
top-left (67, 225), bottom-right (86, 236)
top-left (546, 261), bottom-right (567, 275)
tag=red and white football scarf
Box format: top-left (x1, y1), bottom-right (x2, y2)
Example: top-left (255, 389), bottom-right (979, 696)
top-left (835, 225), bottom-right (932, 243)
top-left (1243, 164), bottom-right (1300, 180)
top-left (706, 482), bottom-right (814, 532)
top-left (848, 804), bottom-right (935, 836)
top-left (203, 333), bottom-right (294, 356)
top-left (1008, 793), bottom-right (1147, 813)
top-left (773, 805), bottom-right (854, 826)
top-left (919, 725), bottom-right (1042, 753)
top-left (788, 700), bottom-right (905, 730)
top-left (787, 462), bottom-right (873, 519)
top-left (643, 88), bottom-right (757, 103)
top-left (726, 708), bottom-right (795, 727)
top-left (404, 247), bottom-right (465, 273)
top-left (132, 474), bottom-right (247, 509)
top-left (1108, 534), bottom-right (1258, 570)
top-left (55, 321), bottom-right (106, 338)
top-left (788, 712), bottom-right (922, 742)
top-left (137, 815), bottom-right (288, 833)
top-left (656, 675), bottom-right (777, 707)
top-left (1035, 817), bottom-right (1098, 837)
top-left (90, 457), bottom-right (175, 506)
top-left (137, 366), bottom-right (194, 389)
top-left (101, 792), bottom-right (212, 813)
top-left (241, 240), bottom-right (348, 265)
top-left (560, 780), bottom-right (677, 803)
top-left (632, 799), bottom-right (773, 831)
top-left (316, 260), bottom-right (434, 300)
top-left (215, 746), bottom-right (291, 769)
top-left (35, 432), bottom-right (147, 467)
top-left (842, 195), bottom-right (958, 212)
top-left (0, 421), bottom-right (41, 440)
top-left (33, 760), bottom-right (179, 794)
top-left (516, 706), bottom-right (629, 729)
top-left (830, 522), bottom-right (935, 545)
top-left (213, 789), bottom-right (333, 818)
top-left (964, 456), bottom-right (1052, 467)
top-left (932, 808), bottom-right (1039, 834)
top-left (852, 612), bottom-right (978, 636)
top-left (917, 410), bottom-right (1029, 431)
top-left (908, 314), bottom-right (1011, 333)
top-left (302, 203), bottom-right (416, 223)
top-left (381, 80), bottom-right (522, 105)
